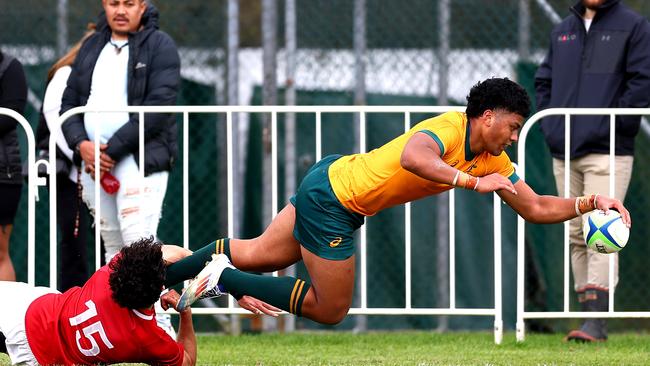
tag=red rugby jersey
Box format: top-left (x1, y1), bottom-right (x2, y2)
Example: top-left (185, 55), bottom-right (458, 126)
top-left (25, 264), bottom-right (183, 365)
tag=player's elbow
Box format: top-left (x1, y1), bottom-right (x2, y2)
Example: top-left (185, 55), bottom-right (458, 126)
top-left (400, 149), bottom-right (419, 173)
top-left (182, 351), bottom-right (197, 366)
top-left (518, 204), bottom-right (547, 224)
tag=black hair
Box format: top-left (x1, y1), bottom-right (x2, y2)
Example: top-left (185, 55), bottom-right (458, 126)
top-left (465, 77), bottom-right (531, 119)
top-left (109, 237), bottom-right (166, 309)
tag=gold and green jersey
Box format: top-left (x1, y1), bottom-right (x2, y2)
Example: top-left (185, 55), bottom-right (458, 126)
top-left (328, 111), bottom-right (519, 216)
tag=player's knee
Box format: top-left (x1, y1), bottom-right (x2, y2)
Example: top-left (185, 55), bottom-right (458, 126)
top-left (325, 311), bottom-right (348, 325)
top-left (314, 303), bottom-right (350, 325)
top-left (320, 311), bottom-right (348, 325)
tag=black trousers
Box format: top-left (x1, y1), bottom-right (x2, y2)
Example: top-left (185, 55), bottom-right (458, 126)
top-left (55, 175), bottom-right (90, 291)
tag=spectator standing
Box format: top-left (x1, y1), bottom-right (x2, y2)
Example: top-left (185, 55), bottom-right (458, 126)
top-left (36, 24), bottom-right (96, 291)
top-left (60, 0), bottom-right (180, 336)
top-left (0, 50), bottom-right (28, 281)
top-left (535, 0), bottom-right (650, 342)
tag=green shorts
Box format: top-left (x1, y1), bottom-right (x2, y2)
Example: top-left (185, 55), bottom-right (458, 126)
top-left (290, 155), bottom-right (365, 260)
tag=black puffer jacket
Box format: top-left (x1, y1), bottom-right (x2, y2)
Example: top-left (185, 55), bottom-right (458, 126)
top-left (61, 5), bottom-right (180, 175)
top-left (535, 0), bottom-right (650, 159)
top-left (0, 52), bottom-right (28, 184)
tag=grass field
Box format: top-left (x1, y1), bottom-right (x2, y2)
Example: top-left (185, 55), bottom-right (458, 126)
top-left (4, 331), bottom-right (650, 365)
top-left (192, 332), bottom-right (650, 365)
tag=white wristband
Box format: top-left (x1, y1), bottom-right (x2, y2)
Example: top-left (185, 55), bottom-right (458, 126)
top-left (574, 197), bottom-right (581, 216)
top-left (593, 193), bottom-right (600, 210)
top-left (473, 177), bottom-right (480, 191)
top-left (452, 170), bottom-right (460, 186)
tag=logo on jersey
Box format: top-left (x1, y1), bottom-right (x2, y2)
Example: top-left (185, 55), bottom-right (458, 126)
top-left (557, 33), bottom-right (577, 42)
top-left (465, 163), bottom-right (478, 174)
top-left (329, 237), bottom-right (343, 248)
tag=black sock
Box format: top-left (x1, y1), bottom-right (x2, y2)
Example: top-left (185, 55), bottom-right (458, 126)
top-left (220, 268), bottom-right (311, 316)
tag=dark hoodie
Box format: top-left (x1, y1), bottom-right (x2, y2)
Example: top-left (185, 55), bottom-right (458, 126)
top-left (60, 4), bottom-right (180, 174)
top-left (535, 0), bottom-right (650, 159)
top-left (0, 51), bottom-right (28, 184)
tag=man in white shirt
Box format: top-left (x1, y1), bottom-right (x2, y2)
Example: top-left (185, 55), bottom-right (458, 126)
top-left (61, 0), bottom-right (181, 337)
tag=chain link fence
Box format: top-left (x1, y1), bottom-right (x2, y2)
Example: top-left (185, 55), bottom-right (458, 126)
top-left (2, 0), bottom-right (650, 332)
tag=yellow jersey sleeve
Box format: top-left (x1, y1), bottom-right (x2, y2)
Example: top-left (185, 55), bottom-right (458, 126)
top-left (415, 117), bottom-right (462, 157)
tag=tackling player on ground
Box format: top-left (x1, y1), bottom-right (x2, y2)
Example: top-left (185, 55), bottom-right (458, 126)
top-left (168, 77), bottom-right (631, 324)
top-left (0, 239), bottom-right (196, 365)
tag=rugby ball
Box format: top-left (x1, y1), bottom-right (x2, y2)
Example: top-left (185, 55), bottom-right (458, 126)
top-left (583, 210), bottom-right (629, 254)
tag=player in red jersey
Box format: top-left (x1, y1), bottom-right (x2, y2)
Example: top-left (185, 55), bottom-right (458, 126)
top-left (0, 238), bottom-right (195, 366)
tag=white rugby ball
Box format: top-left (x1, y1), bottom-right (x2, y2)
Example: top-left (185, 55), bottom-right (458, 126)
top-left (583, 210), bottom-right (629, 254)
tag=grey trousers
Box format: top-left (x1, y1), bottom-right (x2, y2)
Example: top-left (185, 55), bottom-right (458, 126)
top-left (552, 154), bottom-right (633, 291)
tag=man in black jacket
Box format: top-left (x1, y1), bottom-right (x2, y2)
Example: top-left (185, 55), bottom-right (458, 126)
top-left (535, 0), bottom-right (650, 342)
top-left (0, 51), bottom-right (27, 282)
top-left (60, 0), bottom-right (180, 337)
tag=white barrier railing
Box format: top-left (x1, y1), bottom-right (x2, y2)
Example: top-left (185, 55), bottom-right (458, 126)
top-left (516, 108), bottom-right (650, 342)
top-left (46, 105), bottom-right (504, 342)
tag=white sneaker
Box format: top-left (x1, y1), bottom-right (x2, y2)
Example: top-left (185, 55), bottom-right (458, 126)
top-left (177, 254), bottom-right (234, 310)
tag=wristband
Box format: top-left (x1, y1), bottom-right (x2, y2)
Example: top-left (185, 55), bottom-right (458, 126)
top-left (452, 171), bottom-right (460, 186)
top-left (453, 170), bottom-right (479, 191)
top-left (465, 175), bottom-right (478, 191)
top-left (575, 194), bottom-right (597, 216)
top-left (456, 171), bottom-right (468, 188)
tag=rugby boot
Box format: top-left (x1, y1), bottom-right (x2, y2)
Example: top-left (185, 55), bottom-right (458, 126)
top-left (566, 288), bottom-right (608, 342)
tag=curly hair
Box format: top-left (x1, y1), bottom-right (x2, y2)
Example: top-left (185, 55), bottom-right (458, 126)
top-left (465, 77), bottom-right (531, 119)
top-left (109, 237), bottom-right (166, 309)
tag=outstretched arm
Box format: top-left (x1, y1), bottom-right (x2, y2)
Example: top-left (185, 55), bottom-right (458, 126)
top-left (161, 290), bottom-right (196, 366)
top-left (237, 295), bottom-right (282, 316)
top-left (400, 132), bottom-right (517, 194)
top-left (497, 179), bottom-right (631, 226)
top-left (177, 308), bottom-right (196, 366)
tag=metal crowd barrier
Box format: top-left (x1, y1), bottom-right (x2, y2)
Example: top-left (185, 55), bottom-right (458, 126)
top-left (516, 108), bottom-right (650, 342)
top-left (21, 105), bottom-right (506, 342)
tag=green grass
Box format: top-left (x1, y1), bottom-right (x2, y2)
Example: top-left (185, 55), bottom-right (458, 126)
top-left (3, 331), bottom-right (650, 365)
top-left (194, 332), bottom-right (650, 365)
